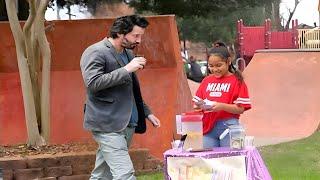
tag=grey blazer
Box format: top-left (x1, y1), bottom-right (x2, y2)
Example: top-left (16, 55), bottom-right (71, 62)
top-left (80, 38), bottom-right (151, 134)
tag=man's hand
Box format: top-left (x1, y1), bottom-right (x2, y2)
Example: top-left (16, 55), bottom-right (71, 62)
top-left (147, 114), bottom-right (161, 128)
top-left (124, 57), bottom-right (146, 73)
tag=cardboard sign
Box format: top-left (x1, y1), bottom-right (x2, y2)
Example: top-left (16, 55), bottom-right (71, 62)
top-left (167, 156), bottom-right (246, 180)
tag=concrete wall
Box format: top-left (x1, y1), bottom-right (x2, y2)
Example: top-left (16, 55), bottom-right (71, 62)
top-left (0, 16), bottom-right (193, 159)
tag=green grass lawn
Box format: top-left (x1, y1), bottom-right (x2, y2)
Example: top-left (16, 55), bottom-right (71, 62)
top-left (137, 131), bottom-right (320, 180)
top-left (137, 172), bottom-right (163, 180)
top-left (259, 131), bottom-right (320, 180)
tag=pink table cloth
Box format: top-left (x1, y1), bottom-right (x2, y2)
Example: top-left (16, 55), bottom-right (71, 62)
top-left (163, 146), bottom-right (272, 180)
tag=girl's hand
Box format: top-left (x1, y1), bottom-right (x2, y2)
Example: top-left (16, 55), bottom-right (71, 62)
top-left (193, 104), bottom-right (203, 111)
top-left (205, 102), bottom-right (221, 112)
top-left (201, 100), bottom-right (218, 112)
top-left (194, 100), bottom-right (205, 107)
top-left (192, 96), bottom-right (205, 107)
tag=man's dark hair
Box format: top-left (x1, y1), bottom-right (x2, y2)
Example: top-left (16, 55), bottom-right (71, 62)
top-left (109, 15), bottom-right (149, 38)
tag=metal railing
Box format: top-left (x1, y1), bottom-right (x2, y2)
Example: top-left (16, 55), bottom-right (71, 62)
top-left (298, 28), bottom-right (320, 49)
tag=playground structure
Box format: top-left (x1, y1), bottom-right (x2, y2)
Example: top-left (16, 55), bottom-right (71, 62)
top-left (0, 16), bottom-right (193, 159)
top-left (298, 28), bottom-right (320, 49)
top-left (237, 19), bottom-right (320, 66)
top-left (233, 19), bottom-right (320, 144)
top-left (237, 19), bottom-right (298, 65)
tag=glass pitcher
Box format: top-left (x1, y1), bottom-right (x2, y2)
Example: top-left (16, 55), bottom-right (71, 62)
top-left (180, 112), bottom-right (203, 151)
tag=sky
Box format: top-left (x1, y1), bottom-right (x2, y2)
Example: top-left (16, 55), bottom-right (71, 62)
top-left (45, 3), bottom-right (90, 20)
top-left (280, 0), bottom-right (319, 27)
top-left (45, 0), bottom-right (320, 27)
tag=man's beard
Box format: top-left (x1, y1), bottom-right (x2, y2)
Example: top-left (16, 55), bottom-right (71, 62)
top-left (122, 37), bottom-right (139, 49)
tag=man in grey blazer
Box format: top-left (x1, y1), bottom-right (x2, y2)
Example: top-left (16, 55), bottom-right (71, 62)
top-left (80, 15), bottom-right (160, 180)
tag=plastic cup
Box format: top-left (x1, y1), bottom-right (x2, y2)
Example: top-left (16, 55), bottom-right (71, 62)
top-left (245, 136), bottom-right (254, 147)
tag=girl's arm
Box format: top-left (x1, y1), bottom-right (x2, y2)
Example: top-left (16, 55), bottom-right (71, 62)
top-left (210, 102), bottom-right (245, 114)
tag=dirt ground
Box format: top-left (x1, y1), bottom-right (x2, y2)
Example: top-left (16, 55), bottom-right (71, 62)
top-left (0, 141), bottom-right (98, 158)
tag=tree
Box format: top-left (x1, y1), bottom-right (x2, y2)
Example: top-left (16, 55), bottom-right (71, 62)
top-left (284, 0), bottom-right (301, 30)
top-left (79, 0), bottom-right (123, 15)
top-left (127, 0), bottom-right (277, 45)
top-left (5, 0), bottom-right (51, 146)
top-left (0, 0), bottom-right (136, 21)
top-left (53, 0), bottom-right (125, 17)
top-left (261, 0), bottom-right (284, 31)
top-left (177, 6), bottom-right (266, 45)
top-left (273, 0), bottom-right (282, 30)
top-left (129, 0), bottom-right (268, 18)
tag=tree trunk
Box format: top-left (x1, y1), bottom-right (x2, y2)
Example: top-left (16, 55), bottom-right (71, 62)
top-left (5, 0), bottom-right (44, 146)
top-left (23, 0), bottom-right (42, 131)
top-left (264, 1), bottom-right (272, 20)
top-left (36, 0), bottom-right (51, 142)
top-left (57, 3), bottom-right (61, 20)
top-left (285, 0), bottom-right (300, 30)
top-left (5, 0), bottom-right (51, 146)
top-left (273, 0), bottom-right (282, 30)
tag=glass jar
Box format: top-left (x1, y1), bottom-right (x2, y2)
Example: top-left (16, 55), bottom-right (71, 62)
top-left (229, 125), bottom-right (245, 149)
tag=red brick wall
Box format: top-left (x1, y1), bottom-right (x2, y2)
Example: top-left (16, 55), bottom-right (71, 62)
top-left (0, 149), bottom-right (161, 179)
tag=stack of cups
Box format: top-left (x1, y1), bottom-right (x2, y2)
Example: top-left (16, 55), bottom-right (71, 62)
top-left (171, 140), bottom-right (181, 150)
top-left (244, 136), bottom-right (254, 147)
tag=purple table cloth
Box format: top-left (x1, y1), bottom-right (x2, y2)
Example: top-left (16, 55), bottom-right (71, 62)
top-left (163, 146), bottom-right (272, 180)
